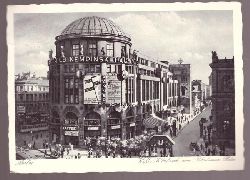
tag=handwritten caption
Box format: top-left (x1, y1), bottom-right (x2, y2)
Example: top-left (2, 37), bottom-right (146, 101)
top-left (138, 156), bottom-right (235, 164)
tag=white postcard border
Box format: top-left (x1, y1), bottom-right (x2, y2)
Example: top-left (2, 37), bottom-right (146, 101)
top-left (7, 2), bottom-right (244, 173)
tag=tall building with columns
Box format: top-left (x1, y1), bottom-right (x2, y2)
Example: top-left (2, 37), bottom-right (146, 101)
top-left (48, 16), bottom-right (179, 146)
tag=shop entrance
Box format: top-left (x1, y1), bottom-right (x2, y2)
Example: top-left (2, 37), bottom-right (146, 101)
top-left (107, 110), bottom-right (122, 138)
top-left (64, 135), bottom-right (79, 146)
top-left (126, 109), bottom-right (135, 139)
top-left (84, 112), bottom-right (101, 138)
top-left (64, 112), bottom-right (79, 146)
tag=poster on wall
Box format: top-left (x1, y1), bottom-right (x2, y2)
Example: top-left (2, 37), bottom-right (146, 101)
top-left (84, 75), bottom-right (101, 104)
top-left (106, 74), bottom-right (121, 104)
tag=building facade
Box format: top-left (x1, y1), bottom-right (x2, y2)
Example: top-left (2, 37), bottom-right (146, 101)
top-left (15, 73), bottom-right (49, 133)
top-left (48, 16), bottom-right (179, 146)
top-left (169, 63), bottom-right (192, 114)
top-left (209, 51), bottom-right (235, 148)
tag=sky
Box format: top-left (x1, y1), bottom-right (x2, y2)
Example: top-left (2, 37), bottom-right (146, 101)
top-left (14, 11), bottom-right (233, 84)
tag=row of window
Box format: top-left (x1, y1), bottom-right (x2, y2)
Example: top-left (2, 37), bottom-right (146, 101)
top-left (125, 77), bottom-right (135, 104)
top-left (16, 85), bottom-right (48, 92)
top-left (139, 69), bottom-right (156, 77)
top-left (141, 80), bottom-right (160, 101)
top-left (138, 57), bottom-right (168, 70)
top-left (16, 93), bottom-right (49, 102)
top-left (63, 64), bottom-right (134, 74)
top-left (64, 77), bottom-right (79, 104)
top-left (54, 77), bottom-right (176, 105)
top-left (60, 41), bottom-right (128, 57)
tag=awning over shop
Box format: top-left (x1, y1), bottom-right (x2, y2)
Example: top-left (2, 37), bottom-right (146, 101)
top-left (143, 115), bottom-right (166, 129)
top-left (149, 134), bottom-right (175, 146)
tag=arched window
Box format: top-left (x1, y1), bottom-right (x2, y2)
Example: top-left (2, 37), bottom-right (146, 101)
top-left (108, 111), bottom-right (121, 125)
top-left (65, 112), bottom-right (78, 125)
top-left (85, 112), bottom-right (101, 126)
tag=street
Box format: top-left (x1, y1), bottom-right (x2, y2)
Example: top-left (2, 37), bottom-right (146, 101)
top-left (173, 106), bottom-right (212, 156)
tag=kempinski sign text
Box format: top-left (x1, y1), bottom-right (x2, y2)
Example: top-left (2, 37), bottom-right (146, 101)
top-left (48, 56), bottom-right (138, 65)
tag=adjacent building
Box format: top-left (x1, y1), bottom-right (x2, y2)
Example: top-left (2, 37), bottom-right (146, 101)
top-left (209, 51), bottom-right (235, 149)
top-left (48, 16), bottom-right (180, 146)
top-left (15, 72), bottom-right (49, 133)
top-left (169, 62), bottom-right (192, 114)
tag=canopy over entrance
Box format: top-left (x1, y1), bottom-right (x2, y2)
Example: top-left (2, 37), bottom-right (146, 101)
top-left (148, 134), bottom-right (175, 146)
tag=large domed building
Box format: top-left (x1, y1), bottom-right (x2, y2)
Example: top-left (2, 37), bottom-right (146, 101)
top-left (48, 16), bottom-right (179, 146)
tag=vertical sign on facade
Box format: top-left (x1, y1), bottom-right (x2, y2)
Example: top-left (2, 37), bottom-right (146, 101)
top-left (106, 74), bottom-right (121, 104)
top-left (84, 75), bottom-right (101, 104)
top-left (101, 75), bottom-right (106, 104)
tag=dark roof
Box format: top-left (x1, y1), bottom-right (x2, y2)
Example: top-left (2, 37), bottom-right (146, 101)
top-left (58, 16), bottom-right (130, 41)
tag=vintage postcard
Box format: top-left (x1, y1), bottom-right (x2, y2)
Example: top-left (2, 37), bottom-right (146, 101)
top-left (7, 2), bottom-right (244, 173)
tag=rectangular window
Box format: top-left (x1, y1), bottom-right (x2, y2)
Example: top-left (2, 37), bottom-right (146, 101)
top-left (65, 95), bottom-right (69, 104)
top-left (69, 78), bottom-right (74, 88)
top-left (90, 64), bottom-right (95, 73)
top-left (64, 77), bottom-right (79, 104)
top-left (85, 64), bottom-right (89, 73)
top-left (121, 46), bottom-right (126, 57)
top-left (88, 41), bottom-right (97, 56)
top-left (69, 65), bottom-right (74, 73)
top-left (72, 44), bottom-right (80, 56)
top-left (96, 64), bottom-right (101, 73)
top-left (150, 81), bottom-right (152, 100)
top-left (64, 65), bottom-right (69, 73)
top-left (146, 80), bottom-right (149, 100)
top-left (107, 64), bottom-right (111, 73)
top-left (75, 95), bottom-right (79, 103)
top-left (142, 80), bottom-right (145, 101)
top-left (107, 43), bottom-right (114, 57)
top-left (74, 79), bottom-right (79, 89)
top-left (75, 64), bottom-right (79, 72)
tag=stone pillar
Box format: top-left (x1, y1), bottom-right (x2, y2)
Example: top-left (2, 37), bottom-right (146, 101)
top-left (121, 110), bottom-right (126, 140)
top-left (114, 42), bottom-right (121, 57)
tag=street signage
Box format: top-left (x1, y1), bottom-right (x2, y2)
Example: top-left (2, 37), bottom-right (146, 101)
top-left (87, 126), bottom-right (99, 131)
top-left (111, 125), bottom-right (121, 129)
top-left (65, 131), bottom-right (79, 136)
top-left (130, 123), bottom-right (135, 127)
top-left (63, 126), bottom-right (78, 131)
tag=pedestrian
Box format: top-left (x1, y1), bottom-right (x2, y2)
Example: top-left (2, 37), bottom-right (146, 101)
top-left (67, 148), bottom-right (69, 155)
top-left (61, 149), bottom-right (64, 158)
top-left (170, 127), bottom-right (173, 137)
top-left (200, 143), bottom-right (204, 152)
top-left (212, 146), bottom-right (216, 156)
top-left (33, 141), bottom-right (36, 149)
top-left (44, 149), bottom-right (47, 157)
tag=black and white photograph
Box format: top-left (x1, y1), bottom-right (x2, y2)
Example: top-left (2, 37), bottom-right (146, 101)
top-left (7, 2), bottom-right (244, 172)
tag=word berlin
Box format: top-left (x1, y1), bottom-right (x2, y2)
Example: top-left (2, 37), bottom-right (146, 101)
top-left (48, 56), bottom-right (138, 65)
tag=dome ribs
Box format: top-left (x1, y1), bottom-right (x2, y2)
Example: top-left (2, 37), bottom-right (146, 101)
top-left (59, 16), bottom-right (130, 41)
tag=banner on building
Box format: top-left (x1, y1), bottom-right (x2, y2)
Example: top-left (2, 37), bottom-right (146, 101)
top-left (106, 74), bottom-right (121, 104)
top-left (84, 75), bottom-right (101, 104)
